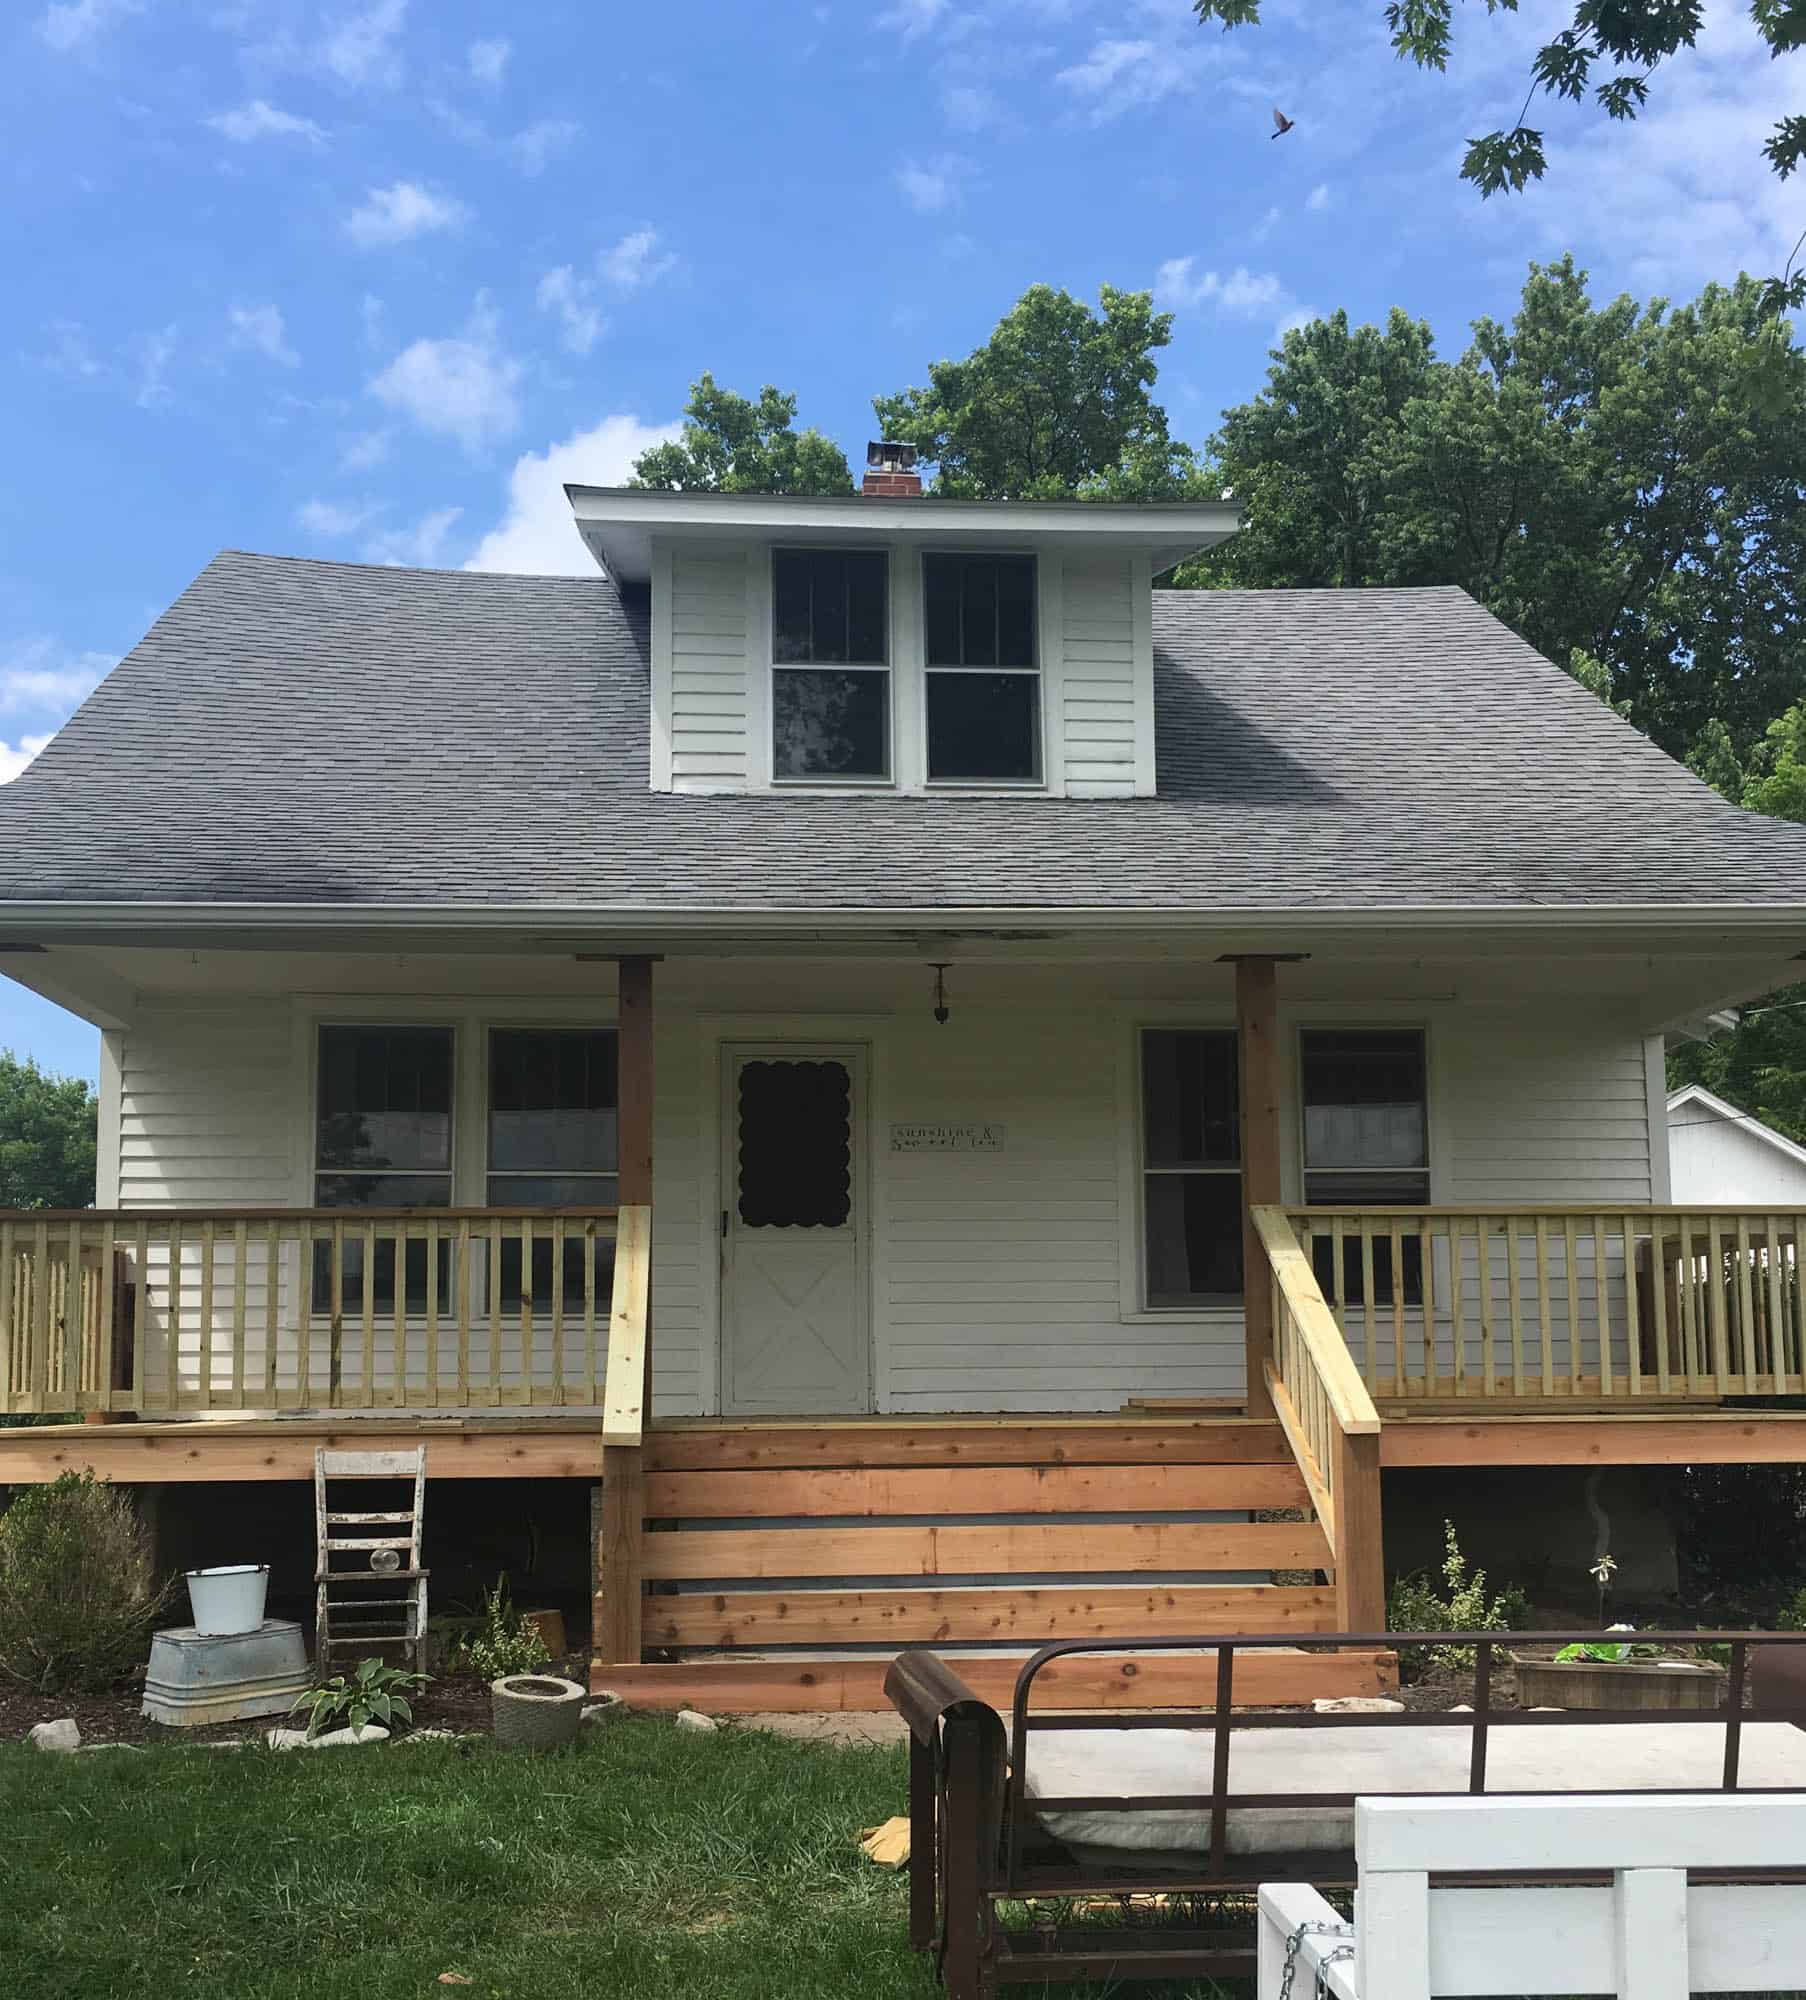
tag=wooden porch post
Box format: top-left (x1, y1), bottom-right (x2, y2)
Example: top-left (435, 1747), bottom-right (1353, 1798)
top-left (1234, 956), bottom-right (1282, 1421)
top-left (597, 954), bottom-right (654, 1668)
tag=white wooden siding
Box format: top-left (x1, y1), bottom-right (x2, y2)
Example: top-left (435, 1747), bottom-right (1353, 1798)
top-left (96, 983), bottom-right (1664, 1413)
top-left (664, 545), bottom-right (752, 792)
top-left (1668, 1093), bottom-right (1806, 1206)
top-left (1058, 554), bottom-right (1142, 799)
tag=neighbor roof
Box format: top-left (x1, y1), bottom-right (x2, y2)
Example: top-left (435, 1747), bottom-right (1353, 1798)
top-left (3, 549), bottom-right (1806, 916)
top-left (1666, 1085), bottom-right (1806, 1170)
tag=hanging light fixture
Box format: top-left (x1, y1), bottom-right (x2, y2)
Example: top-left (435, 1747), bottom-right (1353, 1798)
top-left (928, 962), bottom-right (951, 1026)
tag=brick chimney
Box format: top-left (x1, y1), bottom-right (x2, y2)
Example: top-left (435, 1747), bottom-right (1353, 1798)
top-left (862, 439), bottom-right (922, 497)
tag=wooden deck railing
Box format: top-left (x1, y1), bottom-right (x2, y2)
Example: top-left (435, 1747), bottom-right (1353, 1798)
top-left (1288, 1205), bottom-right (1806, 1404)
top-left (0, 1206), bottom-right (642, 1415)
top-left (1251, 1205), bottom-right (1385, 1630)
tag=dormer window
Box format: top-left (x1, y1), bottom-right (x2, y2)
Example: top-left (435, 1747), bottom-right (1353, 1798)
top-left (772, 549), bottom-right (890, 780)
top-left (924, 553), bottom-right (1041, 783)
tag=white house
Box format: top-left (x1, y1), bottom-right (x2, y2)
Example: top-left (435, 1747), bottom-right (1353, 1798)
top-left (3, 445), bottom-right (1805, 1708)
top-left (1667, 1081), bottom-right (1806, 1206)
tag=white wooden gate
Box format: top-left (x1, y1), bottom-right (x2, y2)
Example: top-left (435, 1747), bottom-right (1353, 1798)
top-left (1258, 1794), bottom-right (1806, 1999)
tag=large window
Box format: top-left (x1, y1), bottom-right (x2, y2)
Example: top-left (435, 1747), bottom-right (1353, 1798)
top-left (771, 549), bottom-right (889, 780)
top-left (1302, 1028), bottom-right (1429, 1303)
top-left (1140, 1029), bottom-right (1242, 1307)
top-left (314, 1026), bottom-right (454, 1311)
top-left (488, 1028), bottom-right (619, 1309)
top-left (924, 553), bottom-right (1040, 782)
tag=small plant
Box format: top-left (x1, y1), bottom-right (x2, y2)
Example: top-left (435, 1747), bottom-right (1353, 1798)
top-left (291, 1656), bottom-right (428, 1738)
top-left (1589, 1549), bottom-right (1619, 1627)
top-left (1776, 1586), bottom-right (1806, 1633)
top-left (0, 1471), bottom-right (174, 1693)
top-left (1386, 1519), bottom-right (1528, 1680)
top-left (450, 1576), bottom-right (550, 1682)
top-left (1555, 1624), bottom-right (1656, 1665)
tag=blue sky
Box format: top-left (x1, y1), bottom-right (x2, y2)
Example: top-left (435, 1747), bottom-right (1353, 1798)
top-left (2, 0), bottom-right (1799, 1085)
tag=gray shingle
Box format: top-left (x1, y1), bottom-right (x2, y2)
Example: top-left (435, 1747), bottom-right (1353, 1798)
top-left (2, 548), bottom-right (1803, 912)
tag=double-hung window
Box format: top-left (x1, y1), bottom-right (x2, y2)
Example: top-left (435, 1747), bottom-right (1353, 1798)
top-left (924, 553), bottom-right (1040, 782)
top-left (771, 549), bottom-right (889, 780)
top-left (1140, 1029), bottom-right (1242, 1306)
top-left (1301, 1028), bottom-right (1429, 1303)
top-left (313, 1025), bottom-right (454, 1311)
top-left (487, 1027), bottom-right (619, 1310)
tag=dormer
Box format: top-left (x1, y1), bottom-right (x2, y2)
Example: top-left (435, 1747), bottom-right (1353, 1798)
top-left (566, 456), bottom-right (1238, 799)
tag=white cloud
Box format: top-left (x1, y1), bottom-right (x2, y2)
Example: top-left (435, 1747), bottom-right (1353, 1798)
top-left (0, 735), bottom-right (53, 785)
top-left (344, 181), bottom-right (469, 248)
top-left (364, 508), bottom-right (464, 568)
top-left (296, 498), bottom-right (379, 537)
top-left (465, 412), bottom-right (682, 576)
top-left (1155, 257), bottom-right (1289, 317)
top-left (321, 0), bottom-right (407, 88)
top-left (536, 266), bottom-right (605, 355)
top-left (878, 0), bottom-right (946, 38)
top-left (894, 155), bottom-right (970, 214)
top-left (1055, 38), bottom-right (1205, 122)
top-left (368, 297), bottom-right (522, 453)
top-left (208, 99), bottom-right (327, 145)
top-left (338, 427), bottom-right (393, 471)
top-left (941, 84), bottom-right (999, 134)
top-left (0, 637), bottom-right (115, 718)
top-left (600, 227), bottom-right (675, 290)
top-left (38, 0), bottom-right (138, 53)
top-left (228, 303), bottom-right (299, 368)
top-left (467, 36), bottom-right (510, 86)
top-left (1306, 182), bottom-right (1331, 212)
top-left (508, 118), bottom-right (581, 176)
top-left (133, 325), bottom-right (177, 409)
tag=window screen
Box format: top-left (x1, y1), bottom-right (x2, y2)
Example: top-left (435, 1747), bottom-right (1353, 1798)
top-left (772, 551), bottom-right (890, 780)
top-left (924, 554), bottom-right (1040, 782)
top-left (1141, 1029), bottom-right (1242, 1306)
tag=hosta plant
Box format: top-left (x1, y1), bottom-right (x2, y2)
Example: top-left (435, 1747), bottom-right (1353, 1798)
top-left (291, 1656), bottom-right (429, 1738)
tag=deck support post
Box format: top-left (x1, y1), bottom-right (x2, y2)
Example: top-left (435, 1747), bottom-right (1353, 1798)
top-left (1331, 1425), bottom-right (1386, 1632)
top-left (597, 955), bottom-right (654, 1669)
top-left (1233, 955), bottom-right (1283, 1421)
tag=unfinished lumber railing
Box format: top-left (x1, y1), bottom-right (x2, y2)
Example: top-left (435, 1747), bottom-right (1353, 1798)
top-left (1289, 1205), bottom-right (1806, 1405)
top-left (594, 1202), bottom-right (652, 1672)
top-left (1251, 1204), bottom-right (1384, 1632)
top-left (0, 1206), bottom-right (628, 1415)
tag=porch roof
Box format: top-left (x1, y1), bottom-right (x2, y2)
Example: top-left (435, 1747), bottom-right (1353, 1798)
top-left (3, 549), bottom-right (1805, 920)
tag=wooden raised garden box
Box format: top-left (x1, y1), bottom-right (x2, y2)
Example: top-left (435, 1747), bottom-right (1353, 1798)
top-left (1510, 1653), bottom-right (1725, 1712)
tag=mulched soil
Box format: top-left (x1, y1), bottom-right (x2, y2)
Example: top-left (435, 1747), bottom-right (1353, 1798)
top-left (0, 1657), bottom-right (588, 1748)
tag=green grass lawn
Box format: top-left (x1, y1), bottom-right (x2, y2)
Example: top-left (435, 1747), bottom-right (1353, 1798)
top-left (0, 1719), bottom-right (944, 2000)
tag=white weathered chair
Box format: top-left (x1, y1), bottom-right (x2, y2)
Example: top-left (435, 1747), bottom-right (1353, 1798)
top-left (1258, 1793), bottom-right (1806, 2000)
top-left (314, 1447), bottom-right (428, 1675)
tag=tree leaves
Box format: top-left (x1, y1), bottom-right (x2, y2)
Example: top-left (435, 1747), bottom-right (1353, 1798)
top-left (631, 375), bottom-right (853, 496)
top-left (0, 1052), bottom-right (97, 1211)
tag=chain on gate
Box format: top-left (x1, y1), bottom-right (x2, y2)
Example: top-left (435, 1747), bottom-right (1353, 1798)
top-left (1277, 1916), bottom-right (1355, 2000)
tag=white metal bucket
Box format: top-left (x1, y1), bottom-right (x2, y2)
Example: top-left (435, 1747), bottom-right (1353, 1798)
top-left (185, 1564), bottom-right (270, 1636)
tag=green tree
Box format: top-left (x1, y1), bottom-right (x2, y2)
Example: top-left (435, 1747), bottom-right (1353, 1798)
top-left (0, 1051), bottom-right (97, 1210)
top-left (631, 373), bottom-right (852, 495)
top-left (871, 284), bottom-right (1202, 500)
top-left (1195, 260), bottom-right (1806, 764)
top-left (1192, 3), bottom-right (1805, 293)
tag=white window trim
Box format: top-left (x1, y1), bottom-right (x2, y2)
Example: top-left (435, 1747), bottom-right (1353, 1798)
top-left (766, 543), bottom-right (898, 789)
top-left (921, 546), bottom-right (1049, 793)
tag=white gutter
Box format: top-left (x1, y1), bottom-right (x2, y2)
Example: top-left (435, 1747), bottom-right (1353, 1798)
top-left (1, 900), bottom-right (1806, 935)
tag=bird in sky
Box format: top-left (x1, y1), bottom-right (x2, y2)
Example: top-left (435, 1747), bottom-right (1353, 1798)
top-left (1271, 107), bottom-right (1296, 139)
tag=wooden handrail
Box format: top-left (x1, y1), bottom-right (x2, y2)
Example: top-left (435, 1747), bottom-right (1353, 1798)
top-left (1251, 1206), bottom-right (1380, 1435)
top-left (600, 1204), bottom-right (651, 1447)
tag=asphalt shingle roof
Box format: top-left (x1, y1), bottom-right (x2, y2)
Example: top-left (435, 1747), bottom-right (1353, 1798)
top-left (3, 548), bottom-right (1804, 913)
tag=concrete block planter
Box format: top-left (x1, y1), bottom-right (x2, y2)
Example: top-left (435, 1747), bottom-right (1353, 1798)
top-left (1511, 1653), bottom-right (1725, 1711)
top-left (491, 1673), bottom-right (587, 1749)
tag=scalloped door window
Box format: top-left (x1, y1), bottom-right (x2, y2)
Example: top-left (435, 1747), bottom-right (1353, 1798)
top-left (736, 1059), bottom-right (852, 1229)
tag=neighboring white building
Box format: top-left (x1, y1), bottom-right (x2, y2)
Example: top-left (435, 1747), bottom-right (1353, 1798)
top-left (1667, 1082), bottom-right (1806, 1206)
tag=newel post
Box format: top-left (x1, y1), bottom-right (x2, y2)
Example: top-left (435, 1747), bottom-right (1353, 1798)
top-left (1232, 955), bottom-right (1284, 1421)
top-left (597, 954), bottom-right (654, 1669)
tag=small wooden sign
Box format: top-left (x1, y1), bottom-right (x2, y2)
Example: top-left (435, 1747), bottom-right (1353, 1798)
top-left (889, 1121), bottom-right (1005, 1153)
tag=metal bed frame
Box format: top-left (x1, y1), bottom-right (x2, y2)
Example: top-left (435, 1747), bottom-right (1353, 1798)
top-left (884, 1630), bottom-right (1806, 1996)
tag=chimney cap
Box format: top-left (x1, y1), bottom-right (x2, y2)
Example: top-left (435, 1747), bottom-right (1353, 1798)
top-left (867, 439), bottom-right (919, 471)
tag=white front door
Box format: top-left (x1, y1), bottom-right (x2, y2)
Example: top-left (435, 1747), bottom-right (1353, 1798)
top-left (720, 1045), bottom-right (871, 1415)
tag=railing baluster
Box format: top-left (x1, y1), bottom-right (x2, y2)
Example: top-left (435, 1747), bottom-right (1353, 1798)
top-left (456, 1218), bottom-right (473, 1408)
top-left (584, 1218), bottom-right (600, 1402)
top-left (1476, 1219), bottom-right (1496, 1397)
top-left (0, 1220), bottom-right (14, 1412)
top-left (1562, 1215), bottom-right (1581, 1395)
top-left (1649, 1212), bottom-right (1670, 1395)
top-left (231, 1220), bottom-right (248, 1407)
top-left (1707, 1215), bottom-right (1730, 1395)
top-left (1593, 1214), bottom-right (1612, 1398)
top-left (1622, 1215), bottom-right (1641, 1398)
top-left (518, 1214), bottom-right (535, 1407)
top-left (1449, 1216), bottom-right (1467, 1397)
top-left (296, 1221), bottom-right (315, 1408)
top-left (549, 1215), bottom-right (566, 1406)
top-left (1419, 1214), bottom-right (1437, 1395)
top-left (263, 1219), bottom-right (280, 1407)
top-left (62, 1219), bottom-right (83, 1412)
top-left (361, 1219), bottom-right (377, 1407)
top-left (488, 1215), bottom-right (503, 1400)
top-left (163, 1218), bottom-right (181, 1414)
top-left (425, 1216), bottom-right (441, 1409)
top-left (1533, 1215), bottom-right (1553, 1395)
top-left (329, 1218), bottom-right (345, 1407)
top-left (1390, 1216), bottom-right (1406, 1399)
top-left (197, 1219), bottom-right (216, 1411)
top-left (1359, 1220), bottom-right (1378, 1390)
top-left (96, 1218), bottom-right (117, 1412)
top-left (1505, 1216), bottom-right (1526, 1396)
top-left (1734, 1216), bottom-right (1757, 1393)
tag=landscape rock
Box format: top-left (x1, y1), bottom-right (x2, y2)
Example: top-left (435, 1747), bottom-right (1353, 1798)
top-left (28, 1719), bottom-right (80, 1752)
top-left (674, 1709), bottom-right (719, 1734)
top-left (77, 1742), bottom-right (146, 1752)
top-left (397, 1728), bottom-right (473, 1744)
top-left (266, 1723), bottom-right (391, 1751)
top-left (1311, 1696), bottom-right (1405, 1715)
